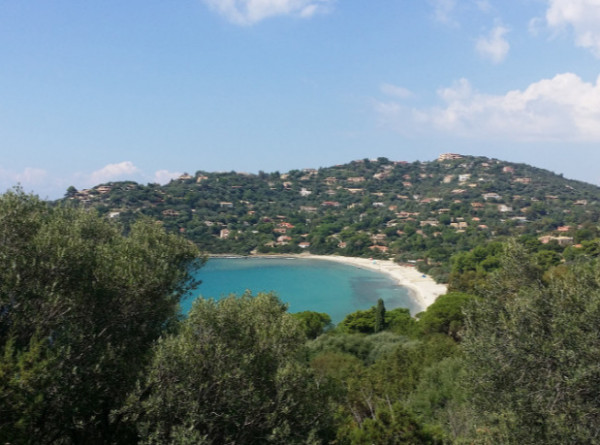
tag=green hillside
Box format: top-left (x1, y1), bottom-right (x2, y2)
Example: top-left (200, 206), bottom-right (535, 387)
top-left (64, 154), bottom-right (600, 281)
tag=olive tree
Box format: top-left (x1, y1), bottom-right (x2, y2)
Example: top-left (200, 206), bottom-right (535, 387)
top-left (0, 189), bottom-right (202, 444)
top-left (462, 244), bottom-right (600, 444)
top-left (125, 292), bottom-right (336, 444)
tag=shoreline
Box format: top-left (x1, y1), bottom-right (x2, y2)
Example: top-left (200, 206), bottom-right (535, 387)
top-left (209, 253), bottom-right (447, 313)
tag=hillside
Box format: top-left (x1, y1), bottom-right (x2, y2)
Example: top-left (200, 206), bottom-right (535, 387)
top-left (64, 154), bottom-right (600, 281)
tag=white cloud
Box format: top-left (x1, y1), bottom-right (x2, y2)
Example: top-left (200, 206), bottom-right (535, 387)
top-left (528, 16), bottom-right (543, 37)
top-left (545, 0), bottom-right (600, 57)
top-left (430, 0), bottom-right (458, 26)
top-left (15, 167), bottom-right (48, 185)
top-left (0, 163), bottom-right (182, 200)
top-left (0, 166), bottom-right (48, 190)
top-left (375, 73), bottom-right (600, 142)
top-left (476, 25), bottom-right (510, 63)
top-left (380, 83), bottom-right (413, 99)
top-left (89, 161), bottom-right (140, 185)
top-left (0, 166), bottom-right (59, 198)
top-left (201, 0), bottom-right (334, 25)
top-left (154, 169), bottom-right (182, 185)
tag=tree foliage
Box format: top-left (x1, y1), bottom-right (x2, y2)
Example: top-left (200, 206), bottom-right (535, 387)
top-left (337, 403), bottom-right (442, 444)
top-left (462, 244), bottom-right (600, 443)
top-left (374, 298), bottom-right (386, 333)
top-left (292, 311), bottom-right (333, 339)
top-left (417, 292), bottom-right (475, 340)
top-left (125, 292), bottom-right (335, 444)
top-left (0, 189), bottom-right (202, 444)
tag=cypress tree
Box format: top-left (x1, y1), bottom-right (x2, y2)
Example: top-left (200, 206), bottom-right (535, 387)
top-left (374, 298), bottom-right (386, 333)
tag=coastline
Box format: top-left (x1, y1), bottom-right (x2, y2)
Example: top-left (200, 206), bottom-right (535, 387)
top-left (209, 253), bottom-right (447, 313)
top-left (300, 255), bottom-right (447, 313)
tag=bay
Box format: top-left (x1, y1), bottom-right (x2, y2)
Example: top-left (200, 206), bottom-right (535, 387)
top-left (182, 257), bottom-right (418, 323)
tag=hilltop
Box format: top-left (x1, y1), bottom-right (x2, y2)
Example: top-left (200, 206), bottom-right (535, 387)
top-left (64, 154), bottom-right (600, 281)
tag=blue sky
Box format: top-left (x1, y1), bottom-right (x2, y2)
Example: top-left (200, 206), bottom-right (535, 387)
top-left (2, 0), bottom-right (600, 199)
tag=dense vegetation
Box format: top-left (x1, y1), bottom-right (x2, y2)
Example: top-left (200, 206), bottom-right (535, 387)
top-left (4, 187), bottom-right (600, 443)
top-left (0, 189), bottom-right (202, 443)
top-left (65, 154), bottom-right (600, 282)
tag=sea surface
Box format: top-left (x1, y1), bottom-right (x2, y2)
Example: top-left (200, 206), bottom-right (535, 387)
top-left (182, 257), bottom-right (417, 323)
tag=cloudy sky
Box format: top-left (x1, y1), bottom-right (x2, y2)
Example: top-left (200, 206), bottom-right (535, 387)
top-left (2, 0), bottom-right (600, 198)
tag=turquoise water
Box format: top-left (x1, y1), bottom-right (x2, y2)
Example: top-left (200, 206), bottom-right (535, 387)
top-left (182, 258), bottom-right (417, 323)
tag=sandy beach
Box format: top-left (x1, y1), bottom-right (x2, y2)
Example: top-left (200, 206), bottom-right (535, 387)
top-left (296, 255), bottom-right (447, 313)
top-left (211, 253), bottom-right (448, 313)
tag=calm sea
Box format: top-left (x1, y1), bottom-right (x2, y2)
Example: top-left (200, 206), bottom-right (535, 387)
top-left (182, 257), bottom-right (417, 323)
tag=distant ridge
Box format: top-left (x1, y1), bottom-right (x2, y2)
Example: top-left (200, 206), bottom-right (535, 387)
top-left (62, 155), bottom-right (600, 281)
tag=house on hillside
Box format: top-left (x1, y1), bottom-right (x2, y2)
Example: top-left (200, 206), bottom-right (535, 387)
top-left (371, 233), bottom-right (387, 243)
top-left (483, 193), bottom-right (502, 201)
top-left (347, 177), bottom-right (366, 183)
top-left (539, 235), bottom-right (574, 246)
top-left (511, 216), bottom-right (528, 222)
top-left (438, 153), bottom-right (463, 161)
top-left (420, 197), bottom-right (441, 204)
top-left (277, 236), bottom-right (292, 245)
top-left (513, 177), bottom-right (531, 184)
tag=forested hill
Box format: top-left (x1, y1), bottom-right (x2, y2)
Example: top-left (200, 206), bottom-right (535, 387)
top-left (63, 154), bottom-right (600, 281)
